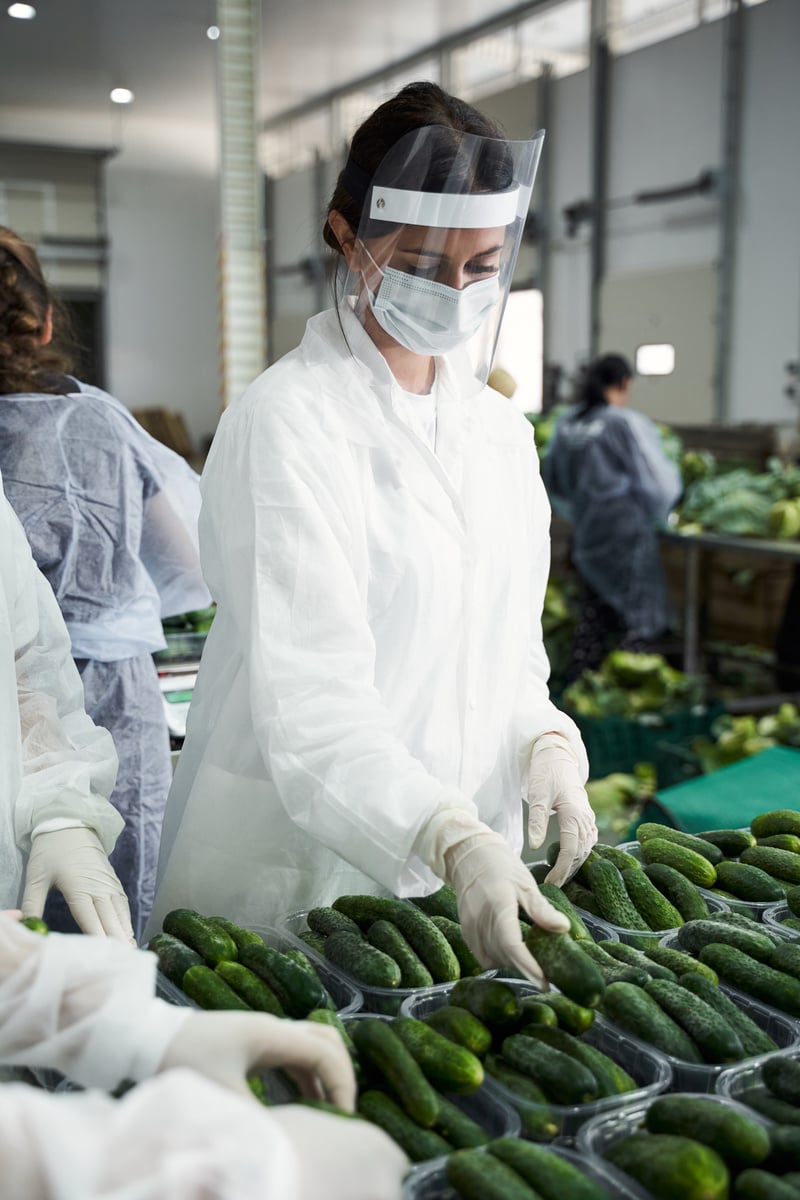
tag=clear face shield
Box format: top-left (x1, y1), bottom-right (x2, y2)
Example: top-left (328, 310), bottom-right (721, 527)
top-left (335, 124), bottom-right (543, 384)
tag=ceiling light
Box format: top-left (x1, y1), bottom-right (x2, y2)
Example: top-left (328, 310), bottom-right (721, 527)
top-left (206, 25), bottom-right (220, 40)
top-left (8, 3), bottom-right (37, 18)
top-left (110, 88), bottom-right (135, 105)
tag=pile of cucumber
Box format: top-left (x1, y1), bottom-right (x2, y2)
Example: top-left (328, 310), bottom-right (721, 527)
top-left (445, 1138), bottom-right (616, 1200)
top-left (775, 890), bottom-right (800, 934)
top-left (149, 909), bottom-right (334, 1017)
top-left (599, 1094), bottom-right (785, 1200)
top-left (553, 835), bottom-right (716, 935)
top-left (298, 892), bottom-right (471, 989)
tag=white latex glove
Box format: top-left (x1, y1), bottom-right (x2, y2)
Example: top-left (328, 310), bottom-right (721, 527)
top-left (158, 1010), bottom-right (358, 1112)
top-left (21, 827), bottom-right (134, 943)
top-left (414, 811), bottom-right (571, 987)
top-left (527, 733), bottom-right (598, 887)
top-left (270, 1105), bottom-right (408, 1200)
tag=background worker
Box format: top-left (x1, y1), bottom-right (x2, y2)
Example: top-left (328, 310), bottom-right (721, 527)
top-left (151, 82), bottom-right (597, 983)
top-left (542, 353), bottom-right (683, 682)
top-left (0, 226), bottom-right (212, 938)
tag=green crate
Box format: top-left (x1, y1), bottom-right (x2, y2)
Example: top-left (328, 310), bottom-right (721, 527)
top-left (567, 704), bottom-right (726, 780)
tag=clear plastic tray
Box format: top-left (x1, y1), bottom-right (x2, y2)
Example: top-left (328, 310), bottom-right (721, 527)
top-left (275, 908), bottom-right (496, 1016)
top-left (576, 1093), bottom-right (771, 1195)
top-left (659, 927), bottom-right (800, 1032)
top-left (400, 978), bottom-right (672, 1142)
top-left (151, 922), bottom-right (363, 1016)
top-left (402, 1142), bottom-right (651, 1199)
top-left (763, 902), bottom-right (800, 942)
top-left (716, 1044), bottom-right (800, 1104)
top-left (616, 839), bottom-right (777, 922)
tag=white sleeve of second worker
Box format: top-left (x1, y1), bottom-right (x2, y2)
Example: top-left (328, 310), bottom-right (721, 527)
top-left (0, 1070), bottom-right (300, 1200)
top-left (206, 413), bottom-right (476, 894)
top-left (0, 915), bottom-right (189, 1089)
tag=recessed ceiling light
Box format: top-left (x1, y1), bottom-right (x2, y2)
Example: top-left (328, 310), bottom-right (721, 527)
top-left (8, 3), bottom-right (37, 18)
top-left (206, 25), bottom-right (220, 40)
top-left (110, 88), bottom-right (135, 105)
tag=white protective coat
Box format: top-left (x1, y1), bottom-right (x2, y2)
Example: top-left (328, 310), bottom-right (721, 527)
top-left (0, 475), bottom-right (123, 911)
top-left (151, 306), bottom-right (587, 930)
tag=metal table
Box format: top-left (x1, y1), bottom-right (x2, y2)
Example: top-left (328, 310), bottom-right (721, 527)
top-left (659, 529), bottom-right (800, 674)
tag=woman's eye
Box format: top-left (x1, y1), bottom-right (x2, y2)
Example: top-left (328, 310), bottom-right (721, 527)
top-left (466, 263), bottom-right (500, 277)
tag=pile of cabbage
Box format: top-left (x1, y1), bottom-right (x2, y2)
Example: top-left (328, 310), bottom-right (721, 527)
top-left (563, 650), bottom-right (703, 719)
top-left (690, 703), bottom-right (800, 773)
top-left (675, 453), bottom-right (800, 540)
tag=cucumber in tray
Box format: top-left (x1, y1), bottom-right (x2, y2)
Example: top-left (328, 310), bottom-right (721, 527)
top-left (599, 939), bottom-right (678, 982)
top-left (182, 964), bottom-right (251, 1010)
top-left (581, 941), bottom-right (651, 987)
top-left (332, 895), bottom-right (460, 982)
top-left (637, 823), bottom-right (724, 866)
top-left (449, 977), bottom-right (523, 1028)
top-left (500, 1033), bottom-right (599, 1105)
top-left (639, 839), bottom-right (718, 889)
top-left (642, 862), bottom-right (710, 921)
top-left (585, 858), bottom-right (651, 931)
top-left (734, 1169), bottom-right (800, 1200)
top-left (358, 1091), bottom-right (452, 1163)
top-left (351, 1017), bottom-right (439, 1127)
top-left (676, 918), bottom-right (776, 961)
top-left (537, 882), bottom-right (594, 942)
top-left (698, 828), bottom-right (757, 857)
top-left (751, 810), bottom-right (800, 840)
top-left (422, 1005), bottom-right (493, 1057)
top-left (598, 981), bottom-right (704, 1062)
top-left (483, 1054), bottom-right (560, 1140)
top-left (643, 945), bottom-right (719, 985)
top-left (622, 869), bottom-right (684, 931)
top-left (645, 1095), bottom-right (771, 1170)
top-left (366, 920), bottom-right (433, 988)
top-left (307, 906), bottom-right (363, 938)
top-left (715, 860), bottom-right (785, 902)
top-left (206, 916), bottom-right (264, 950)
top-left (214, 961), bottom-right (286, 1015)
top-left (163, 909), bottom-right (238, 966)
top-left (763, 1056), bottom-right (800, 1105)
top-left (321, 930), bottom-right (402, 990)
top-left (523, 926), bottom-right (606, 1007)
top-left (428, 916), bottom-right (483, 977)
top-left (390, 1016), bottom-right (484, 1094)
top-left (238, 942), bottom-right (326, 1016)
top-left (698, 943), bottom-right (800, 1017)
top-left (410, 884), bottom-right (460, 924)
top-left (643, 977), bottom-right (744, 1064)
top-left (147, 932), bottom-right (203, 986)
top-left (521, 1025), bottom-right (636, 1098)
top-left (533, 992), bottom-right (596, 1036)
top-left (741, 845), bottom-right (800, 886)
top-left (604, 1132), bottom-right (730, 1200)
top-left (679, 971), bottom-right (779, 1057)
top-left (445, 1147), bottom-right (540, 1200)
top-left (488, 1137), bottom-right (617, 1200)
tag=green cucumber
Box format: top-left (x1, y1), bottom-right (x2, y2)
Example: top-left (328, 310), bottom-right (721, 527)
top-left (489, 1137), bottom-right (616, 1200)
top-left (564, 880), bottom-right (603, 917)
top-left (757, 835), bottom-right (800, 854)
top-left (321, 930), bottom-right (401, 989)
top-left (298, 930), bottom-right (328, 956)
top-left (592, 843), bottom-right (643, 873)
top-left (638, 823), bottom-right (724, 865)
top-left (367, 920), bottom-right (434, 988)
top-left (163, 909), bottom-right (238, 966)
top-left (645, 1095), bottom-right (770, 1169)
top-left (764, 1057), bottom-right (800, 1105)
top-left (538, 883), bottom-right (594, 942)
top-left (429, 916), bottom-right (483, 977)
top-left (605, 1132), bottom-right (729, 1200)
top-left (643, 977), bottom-right (744, 1063)
top-left (423, 1005), bottom-right (492, 1057)
top-left (716, 861), bottom-right (786, 902)
top-left (214, 961), bottom-right (285, 1014)
top-left (449, 977), bottom-right (522, 1028)
top-left (680, 972), bottom-right (779, 1056)
top-left (351, 1017), bottom-right (439, 1126)
top-left (307, 906), bottom-right (362, 938)
top-left (239, 943), bottom-right (325, 1015)
top-left (769, 942), bottom-right (800, 982)
top-left (431, 1095), bottom-right (489, 1148)
top-left (699, 829), bottom-right (758, 856)
top-left (501, 1033), bottom-right (599, 1105)
top-left (751, 811), bottom-right (800, 840)
top-left (535, 993), bottom-right (596, 1035)
top-left (699, 943), bottom-right (800, 1017)
top-left (787, 889), bottom-right (800, 919)
top-left (357, 1090), bottom-right (452, 1162)
top-left (483, 1055), bottom-right (560, 1140)
top-left (734, 1169), bottom-right (800, 1200)
top-left (19, 916), bottom-right (48, 934)
top-left (581, 941), bottom-right (651, 987)
top-left (598, 981), bottom-right (704, 1062)
top-left (332, 897), bottom-right (461, 983)
top-left (182, 964), bottom-right (251, 1010)
top-left (523, 927), bottom-right (606, 1007)
top-left (206, 916), bottom-right (264, 950)
top-left (411, 885), bottom-right (460, 924)
top-left (766, 1127), bottom-right (800, 1172)
top-left (518, 998), bottom-right (559, 1028)
top-left (446, 1147), bottom-right (539, 1200)
top-left (742, 846), bottom-right (800, 886)
top-left (623, 869), bottom-right (684, 930)
top-left (644, 946), bottom-right (719, 984)
top-left (639, 839), bottom-right (718, 888)
top-left (147, 932), bottom-right (203, 987)
top-left (643, 862), bottom-right (711, 921)
top-left (522, 1025), bottom-right (636, 1097)
top-left (739, 1089), bottom-right (800, 1126)
top-left (599, 940), bottom-right (677, 981)
top-left (586, 859), bottom-right (651, 930)
top-left (704, 912), bottom-right (783, 945)
top-left (676, 919), bottom-right (776, 961)
top-left (391, 1016), bottom-right (484, 1094)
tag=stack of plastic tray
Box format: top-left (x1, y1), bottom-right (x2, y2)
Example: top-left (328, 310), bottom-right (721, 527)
top-left (400, 979), bottom-right (671, 1142)
top-left (616, 838), bottom-right (776, 922)
top-left (576, 1094), bottom-right (771, 1197)
top-left (402, 1144), bottom-right (650, 1199)
top-left (716, 1044), bottom-right (800, 1103)
top-left (153, 922), bottom-right (363, 1016)
top-left (763, 902), bottom-right (800, 942)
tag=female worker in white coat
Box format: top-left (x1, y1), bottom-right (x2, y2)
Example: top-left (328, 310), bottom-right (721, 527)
top-left (152, 82), bottom-right (597, 982)
top-left (0, 912), bottom-right (405, 1199)
top-left (0, 467), bottom-right (131, 938)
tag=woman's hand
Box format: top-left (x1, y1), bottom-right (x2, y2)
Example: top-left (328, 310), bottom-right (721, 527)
top-left (527, 734), bottom-right (598, 885)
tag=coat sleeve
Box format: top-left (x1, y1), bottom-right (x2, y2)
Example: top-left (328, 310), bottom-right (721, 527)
top-left (614, 414), bottom-right (683, 523)
top-left (200, 406), bottom-right (477, 895)
top-left (6, 492), bottom-right (124, 857)
top-left (0, 915), bottom-right (189, 1089)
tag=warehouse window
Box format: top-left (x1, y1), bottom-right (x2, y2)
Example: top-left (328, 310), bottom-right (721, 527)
top-left (636, 343), bottom-right (676, 375)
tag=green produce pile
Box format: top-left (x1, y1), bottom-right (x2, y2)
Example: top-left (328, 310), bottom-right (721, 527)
top-left (691, 705), bottom-right (800, 773)
top-left (600, 1094), bottom-right (783, 1200)
top-left (675, 455), bottom-right (800, 540)
top-left (162, 605), bottom-right (216, 635)
top-left (563, 651), bottom-right (704, 719)
top-left (445, 1137), bottom-right (616, 1198)
top-left (768, 888), bottom-right (800, 935)
top-left (585, 764), bottom-right (656, 839)
top-left (149, 909), bottom-right (336, 1017)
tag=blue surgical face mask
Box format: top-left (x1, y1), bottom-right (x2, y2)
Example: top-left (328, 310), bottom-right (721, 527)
top-left (361, 245), bottom-right (501, 356)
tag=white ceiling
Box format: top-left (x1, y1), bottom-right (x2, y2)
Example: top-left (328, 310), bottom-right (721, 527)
top-left (0, 0), bottom-right (547, 164)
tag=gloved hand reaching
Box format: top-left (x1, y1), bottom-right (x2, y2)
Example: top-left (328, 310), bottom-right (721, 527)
top-left (527, 733), bottom-right (597, 886)
top-left (21, 827), bottom-right (134, 943)
top-left (414, 810), bottom-right (571, 987)
top-left (158, 1010), bottom-right (358, 1112)
top-left (270, 1105), bottom-right (408, 1200)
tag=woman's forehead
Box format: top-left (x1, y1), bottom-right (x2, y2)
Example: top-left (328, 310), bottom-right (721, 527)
top-left (383, 224), bottom-right (507, 257)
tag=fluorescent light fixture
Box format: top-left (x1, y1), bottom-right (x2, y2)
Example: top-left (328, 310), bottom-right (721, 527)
top-left (8, 3), bottom-right (36, 17)
top-left (206, 24), bottom-right (220, 40)
top-left (636, 343), bottom-right (675, 376)
top-left (110, 87), bottom-right (135, 105)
